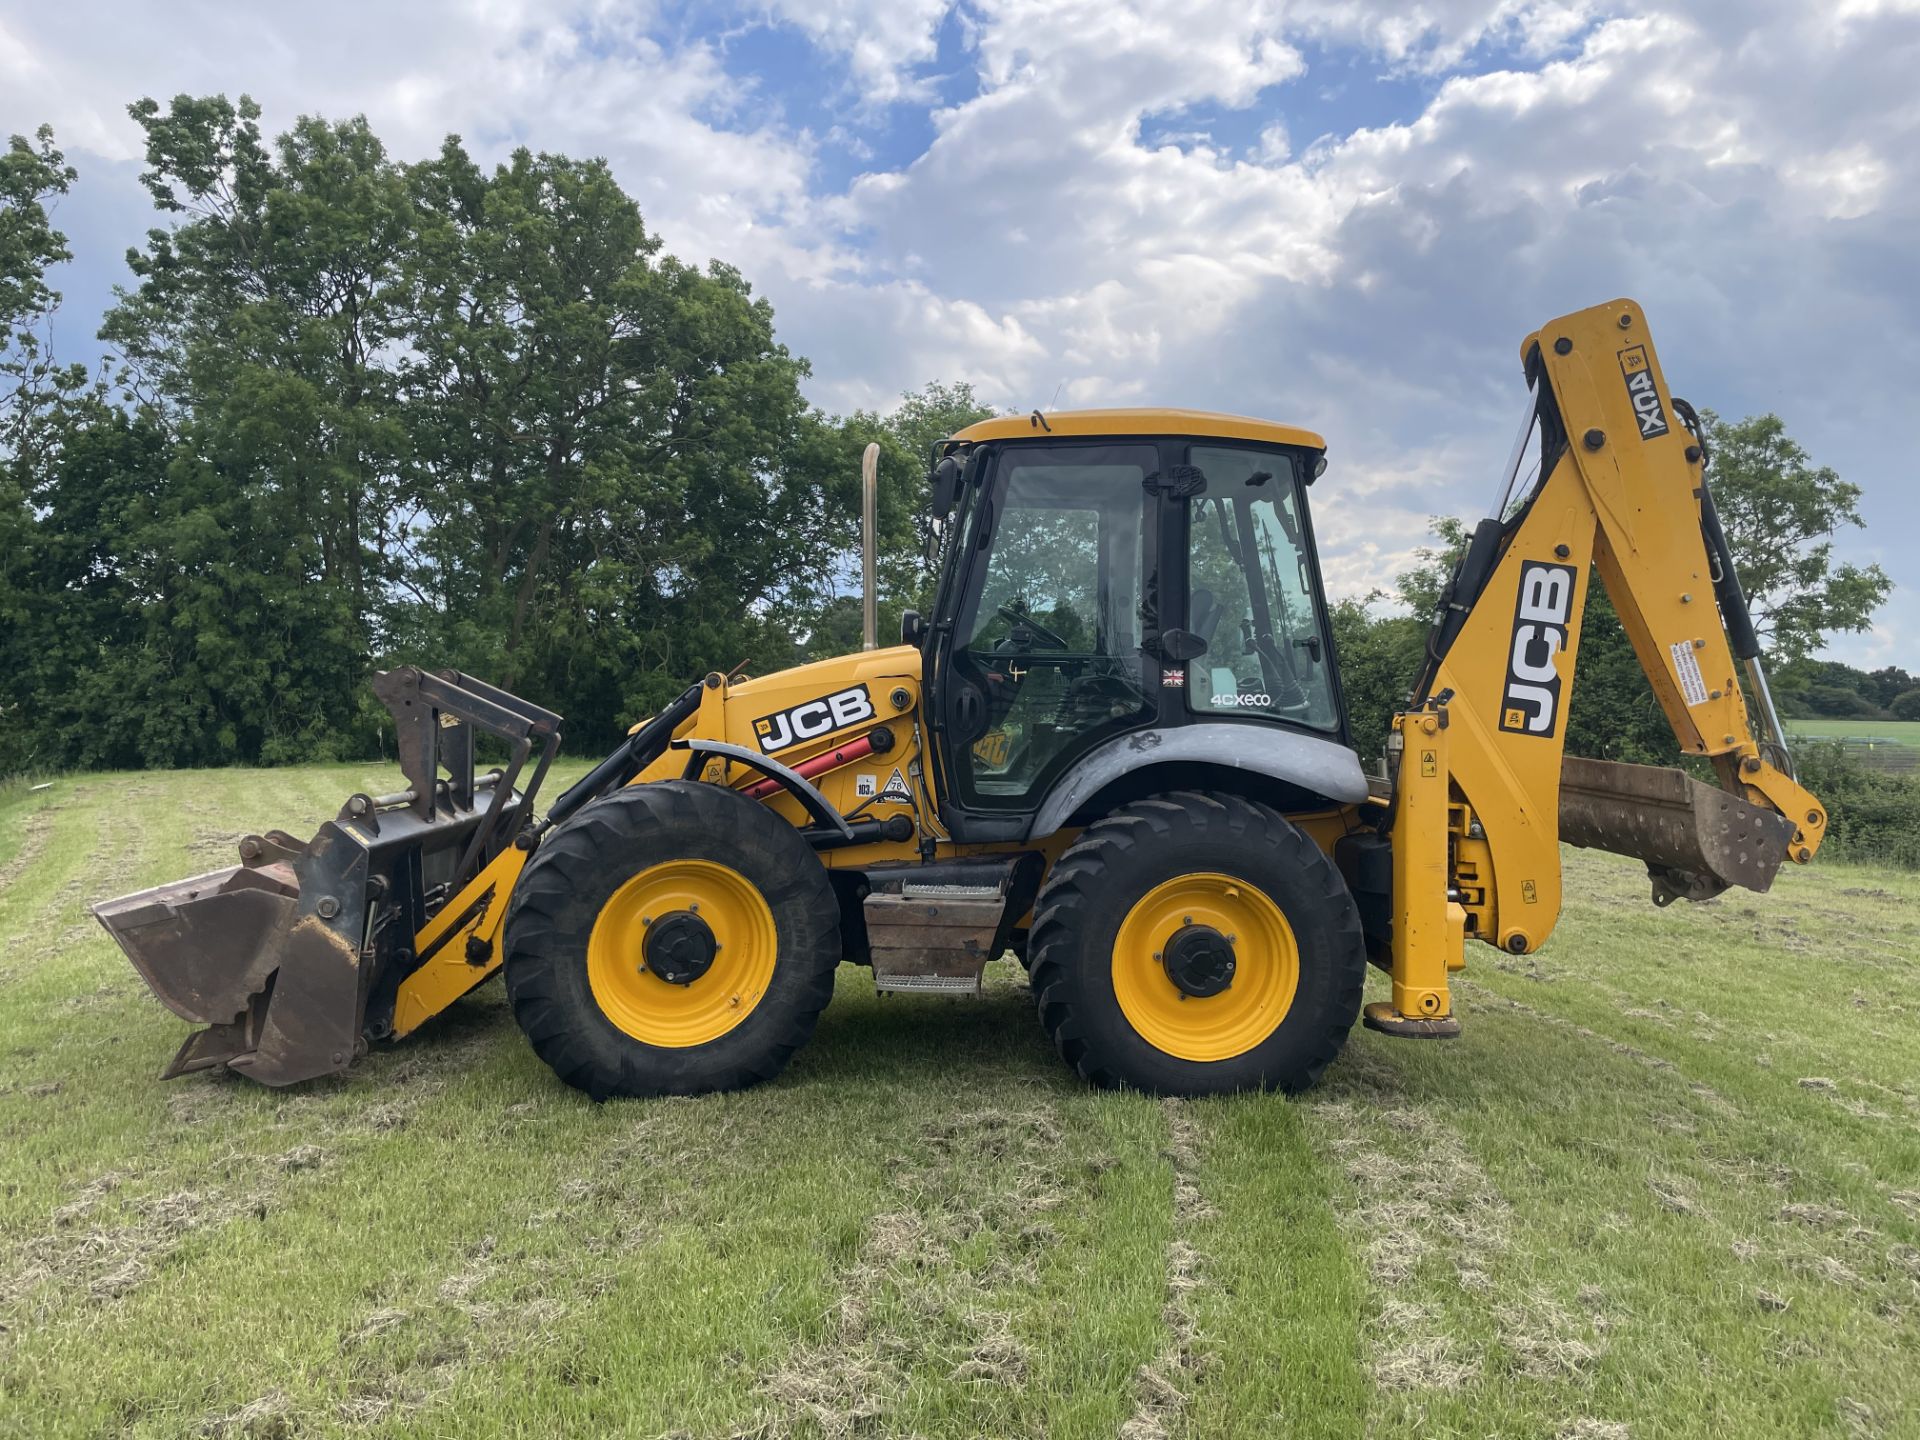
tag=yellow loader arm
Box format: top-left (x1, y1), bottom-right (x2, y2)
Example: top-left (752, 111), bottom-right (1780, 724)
top-left (1366, 298), bottom-right (1826, 1036)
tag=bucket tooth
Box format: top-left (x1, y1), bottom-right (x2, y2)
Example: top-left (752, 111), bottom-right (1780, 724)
top-left (1559, 756), bottom-right (1797, 905)
top-left (161, 997), bottom-right (266, 1079)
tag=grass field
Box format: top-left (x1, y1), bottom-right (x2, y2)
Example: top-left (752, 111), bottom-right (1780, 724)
top-left (1789, 720), bottom-right (1920, 746)
top-left (2, 768), bottom-right (1917, 1439)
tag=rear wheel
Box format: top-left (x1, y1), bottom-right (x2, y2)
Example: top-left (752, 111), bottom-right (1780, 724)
top-left (1029, 791), bottom-right (1365, 1095)
top-left (504, 781), bottom-right (839, 1099)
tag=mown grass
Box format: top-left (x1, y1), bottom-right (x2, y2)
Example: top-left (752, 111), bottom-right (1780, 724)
top-left (1789, 720), bottom-right (1920, 747)
top-left (1, 768), bottom-right (1916, 1439)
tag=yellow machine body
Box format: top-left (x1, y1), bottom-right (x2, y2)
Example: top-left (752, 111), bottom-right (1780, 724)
top-left (97, 297), bottom-right (1826, 1096)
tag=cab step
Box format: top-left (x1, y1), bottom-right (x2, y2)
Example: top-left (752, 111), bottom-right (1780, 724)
top-left (865, 885), bottom-right (1005, 997)
top-left (858, 856), bottom-right (1043, 999)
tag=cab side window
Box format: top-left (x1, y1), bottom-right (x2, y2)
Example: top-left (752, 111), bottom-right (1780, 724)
top-left (1185, 446), bottom-right (1338, 731)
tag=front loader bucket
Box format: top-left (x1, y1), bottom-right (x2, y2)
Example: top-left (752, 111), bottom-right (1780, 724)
top-left (1558, 755), bottom-right (1797, 905)
top-left (92, 667), bottom-right (562, 1086)
top-left (94, 858), bottom-right (367, 1085)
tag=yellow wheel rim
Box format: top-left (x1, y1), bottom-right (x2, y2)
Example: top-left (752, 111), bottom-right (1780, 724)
top-left (586, 859), bottom-right (778, 1048)
top-left (1111, 872), bottom-right (1299, 1062)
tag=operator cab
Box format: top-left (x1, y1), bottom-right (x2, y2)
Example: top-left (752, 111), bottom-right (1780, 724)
top-left (918, 409), bottom-right (1347, 841)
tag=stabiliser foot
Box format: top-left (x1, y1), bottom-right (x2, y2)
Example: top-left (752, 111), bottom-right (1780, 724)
top-left (1362, 1001), bottom-right (1462, 1039)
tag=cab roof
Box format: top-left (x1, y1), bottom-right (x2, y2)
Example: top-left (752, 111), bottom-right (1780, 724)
top-left (950, 407), bottom-right (1325, 451)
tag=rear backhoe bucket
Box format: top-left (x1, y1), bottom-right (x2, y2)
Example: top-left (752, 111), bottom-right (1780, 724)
top-left (1558, 755), bottom-right (1798, 906)
top-left (92, 668), bottom-right (562, 1086)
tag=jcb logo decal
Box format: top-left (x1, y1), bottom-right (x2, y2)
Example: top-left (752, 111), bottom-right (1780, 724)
top-left (972, 729), bottom-right (1012, 768)
top-left (1499, 561), bottom-right (1577, 737)
top-left (1619, 345), bottom-right (1669, 440)
top-left (753, 684), bottom-right (875, 754)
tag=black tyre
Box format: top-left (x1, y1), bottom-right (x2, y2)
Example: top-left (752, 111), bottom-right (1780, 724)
top-left (1029, 791), bottom-right (1365, 1095)
top-left (503, 781), bottom-right (840, 1099)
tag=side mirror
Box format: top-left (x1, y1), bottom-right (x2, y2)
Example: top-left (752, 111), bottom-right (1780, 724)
top-left (901, 609), bottom-right (925, 646)
top-left (929, 455), bottom-right (964, 519)
top-left (1155, 628), bottom-right (1210, 662)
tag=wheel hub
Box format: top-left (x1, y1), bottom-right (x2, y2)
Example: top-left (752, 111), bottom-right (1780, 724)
top-left (643, 910), bottom-right (718, 986)
top-left (1162, 923), bottom-right (1237, 998)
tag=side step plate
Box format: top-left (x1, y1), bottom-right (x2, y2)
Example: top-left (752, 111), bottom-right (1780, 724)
top-left (864, 883), bottom-right (1008, 998)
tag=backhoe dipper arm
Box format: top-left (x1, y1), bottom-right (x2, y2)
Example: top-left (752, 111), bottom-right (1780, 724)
top-left (1367, 298), bottom-right (1827, 1037)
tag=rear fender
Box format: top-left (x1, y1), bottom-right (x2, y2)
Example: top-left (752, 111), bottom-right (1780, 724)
top-left (1025, 724), bottom-right (1369, 838)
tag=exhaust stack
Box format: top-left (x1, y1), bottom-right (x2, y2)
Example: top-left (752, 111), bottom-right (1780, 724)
top-left (861, 441), bottom-right (879, 650)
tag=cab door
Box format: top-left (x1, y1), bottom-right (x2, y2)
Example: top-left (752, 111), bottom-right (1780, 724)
top-left (930, 441), bottom-right (1161, 834)
top-left (1179, 443), bottom-right (1343, 736)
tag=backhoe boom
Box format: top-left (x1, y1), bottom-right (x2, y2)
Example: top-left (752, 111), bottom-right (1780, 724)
top-left (1364, 298), bottom-right (1826, 1037)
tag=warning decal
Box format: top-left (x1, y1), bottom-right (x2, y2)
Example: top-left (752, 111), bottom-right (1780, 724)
top-left (1670, 641), bottom-right (1710, 707)
top-left (877, 767), bottom-right (913, 804)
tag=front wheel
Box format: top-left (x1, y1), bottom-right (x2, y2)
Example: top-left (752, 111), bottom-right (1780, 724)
top-left (1029, 791), bottom-right (1365, 1095)
top-left (503, 781), bottom-right (840, 1099)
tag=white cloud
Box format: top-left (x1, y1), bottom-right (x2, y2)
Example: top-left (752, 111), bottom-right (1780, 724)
top-left (3, 0), bottom-right (1914, 656)
top-left (760, 0), bottom-right (953, 104)
top-left (0, 2), bottom-right (819, 278)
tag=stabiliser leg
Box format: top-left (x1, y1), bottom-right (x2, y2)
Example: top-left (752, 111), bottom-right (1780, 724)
top-left (1365, 705), bottom-right (1465, 1040)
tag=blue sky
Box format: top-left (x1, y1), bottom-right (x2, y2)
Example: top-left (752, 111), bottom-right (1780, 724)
top-left (3, 0), bottom-right (1915, 667)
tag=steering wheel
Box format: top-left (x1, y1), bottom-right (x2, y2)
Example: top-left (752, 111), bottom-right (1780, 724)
top-left (997, 604), bottom-right (1070, 650)
top-left (1072, 672), bottom-right (1141, 703)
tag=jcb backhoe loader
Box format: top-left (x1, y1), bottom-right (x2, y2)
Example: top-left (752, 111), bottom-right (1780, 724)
top-left (95, 299), bottom-right (1826, 1098)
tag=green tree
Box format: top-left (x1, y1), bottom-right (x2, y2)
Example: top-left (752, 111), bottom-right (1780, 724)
top-left (0, 123), bottom-right (107, 771)
top-left (1, 125), bottom-right (78, 411)
top-left (1697, 410), bottom-right (1888, 665)
top-left (7, 97), bottom-right (988, 772)
top-left (1328, 595), bottom-right (1424, 763)
top-left (1864, 666), bottom-right (1913, 710)
top-left (1, 125), bottom-right (86, 492)
top-left (396, 138), bottom-right (855, 745)
top-left (75, 95), bottom-right (419, 763)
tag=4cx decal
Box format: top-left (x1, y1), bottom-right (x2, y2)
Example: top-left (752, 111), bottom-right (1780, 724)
top-left (1618, 344), bottom-right (1669, 440)
top-left (1499, 561), bottom-right (1577, 736)
top-left (753, 684), bottom-right (875, 754)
